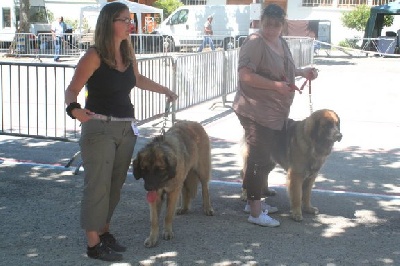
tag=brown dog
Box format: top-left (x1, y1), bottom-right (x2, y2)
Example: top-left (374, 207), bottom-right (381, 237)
top-left (241, 109), bottom-right (342, 221)
top-left (132, 120), bottom-right (214, 247)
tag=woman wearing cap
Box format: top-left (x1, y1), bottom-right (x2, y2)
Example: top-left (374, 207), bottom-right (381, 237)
top-left (232, 4), bottom-right (318, 227)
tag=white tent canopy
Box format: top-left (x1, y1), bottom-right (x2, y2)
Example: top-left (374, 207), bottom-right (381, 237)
top-left (79, 0), bottom-right (163, 34)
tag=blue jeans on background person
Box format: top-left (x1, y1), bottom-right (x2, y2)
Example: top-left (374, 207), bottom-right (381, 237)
top-left (53, 36), bottom-right (62, 61)
top-left (198, 36), bottom-right (215, 52)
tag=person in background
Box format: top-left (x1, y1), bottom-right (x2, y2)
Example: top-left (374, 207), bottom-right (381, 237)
top-left (232, 4), bottom-right (318, 227)
top-left (51, 16), bottom-right (67, 62)
top-left (64, 2), bottom-right (178, 262)
top-left (198, 15), bottom-right (215, 52)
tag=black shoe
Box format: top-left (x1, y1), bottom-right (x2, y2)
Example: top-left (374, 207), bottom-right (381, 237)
top-left (87, 241), bottom-right (122, 262)
top-left (100, 232), bottom-right (127, 252)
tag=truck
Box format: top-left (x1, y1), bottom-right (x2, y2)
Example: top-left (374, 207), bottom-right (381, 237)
top-left (0, 0), bottom-right (51, 43)
top-left (154, 5), bottom-right (251, 51)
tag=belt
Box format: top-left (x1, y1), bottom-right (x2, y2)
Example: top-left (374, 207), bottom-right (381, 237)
top-left (91, 114), bottom-right (136, 122)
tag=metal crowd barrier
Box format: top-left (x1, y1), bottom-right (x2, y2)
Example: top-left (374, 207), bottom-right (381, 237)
top-left (0, 32), bottom-right (93, 59)
top-left (284, 37), bottom-right (314, 67)
top-left (0, 37), bottom-right (314, 141)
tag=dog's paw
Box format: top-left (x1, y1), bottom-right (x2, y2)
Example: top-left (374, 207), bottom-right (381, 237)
top-left (144, 236), bottom-right (158, 248)
top-left (176, 207), bottom-right (189, 215)
top-left (204, 207), bottom-right (214, 216)
top-left (304, 206), bottom-right (319, 215)
top-left (291, 211), bottom-right (303, 222)
top-left (162, 230), bottom-right (174, 240)
top-left (240, 189), bottom-right (247, 202)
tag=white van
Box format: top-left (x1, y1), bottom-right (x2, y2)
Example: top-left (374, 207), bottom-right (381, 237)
top-left (155, 5), bottom-right (250, 51)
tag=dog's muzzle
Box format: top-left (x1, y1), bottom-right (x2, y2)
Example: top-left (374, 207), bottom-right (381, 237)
top-left (334, 132), bottom-right (343, 142)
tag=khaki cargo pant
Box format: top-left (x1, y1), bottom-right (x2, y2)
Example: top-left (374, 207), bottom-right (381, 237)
top-left (79, 119), bottom-right (137, 231)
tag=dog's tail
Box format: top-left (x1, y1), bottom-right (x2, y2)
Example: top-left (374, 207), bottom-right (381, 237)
top-left (184, 170), bottom-right (199, 199)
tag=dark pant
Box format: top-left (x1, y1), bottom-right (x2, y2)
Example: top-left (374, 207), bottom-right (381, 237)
top-left (236, 113), bottom-right (279, 200)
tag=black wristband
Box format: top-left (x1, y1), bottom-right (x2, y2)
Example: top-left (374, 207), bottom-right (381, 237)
top-left (66, 102), bottom-right (81, 119)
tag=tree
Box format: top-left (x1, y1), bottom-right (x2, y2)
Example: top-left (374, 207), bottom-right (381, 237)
top-left (341, 4), bottom-right (393, 32)
top-left (18, 0), bottom-right (30, 33)
top-left (153, 0), bottom-right (183, 19)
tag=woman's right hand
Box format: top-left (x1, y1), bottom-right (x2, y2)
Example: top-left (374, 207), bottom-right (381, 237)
top-left (72, 108), bottom-right (94, 123)
top-left (275, 81), bottom-right (294, 96)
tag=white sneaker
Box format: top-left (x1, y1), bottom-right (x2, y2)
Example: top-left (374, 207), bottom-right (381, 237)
top-left (244, 200), bottom-right (278, 214)
top-left (248, 211), bottom-right (280, 227)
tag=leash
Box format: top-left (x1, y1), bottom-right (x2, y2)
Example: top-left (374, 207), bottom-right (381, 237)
top-left (282, 68), bottom-right (318, 115)
top-left (160, 100), bottom-right (172, 137)
top-left (308, 79), bottom-right (313, 114)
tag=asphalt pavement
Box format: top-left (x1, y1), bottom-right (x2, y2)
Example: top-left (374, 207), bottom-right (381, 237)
top-left (0, 53), bottom-right (399, 265)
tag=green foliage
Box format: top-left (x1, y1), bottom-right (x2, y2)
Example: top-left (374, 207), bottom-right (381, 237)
top-left (64, 19), bottom-right (78, 30)
top-left (153, 0), bottom-right (183, 19)
top-left (338, 38), bottom-right (360, 49)
top-left (47, 9), bottom-right (54, 23)
top-left (383, 14), bottom-right (394, 28)
top-left (341, 4), bottom-right (394, 32)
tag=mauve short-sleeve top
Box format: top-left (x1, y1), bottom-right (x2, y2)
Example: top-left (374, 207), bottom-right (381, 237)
top-left (232, 32), bottom-right (296, 130)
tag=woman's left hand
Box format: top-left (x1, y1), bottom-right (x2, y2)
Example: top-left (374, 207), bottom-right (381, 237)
top-left (165, 87), bottom-right (178, 102)
top-left (303, 67), bottom-right (318, 80)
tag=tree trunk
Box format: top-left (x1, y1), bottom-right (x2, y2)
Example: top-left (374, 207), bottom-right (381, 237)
top-left (19, 0), bottom-right (30, 33)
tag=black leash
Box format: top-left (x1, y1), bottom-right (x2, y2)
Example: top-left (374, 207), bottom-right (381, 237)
top-left (308, 79), bottom-right (313, 114)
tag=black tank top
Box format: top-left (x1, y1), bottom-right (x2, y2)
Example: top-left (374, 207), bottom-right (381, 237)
top-left (85, 60), bottom-right (136, 118)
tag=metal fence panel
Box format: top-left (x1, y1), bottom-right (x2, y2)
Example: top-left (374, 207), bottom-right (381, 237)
top-left (0, 37), bottom-right (313, 141)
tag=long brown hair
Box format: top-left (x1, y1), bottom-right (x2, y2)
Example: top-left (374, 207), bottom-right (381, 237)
top-left (94, 2), bottom-right (134, 68)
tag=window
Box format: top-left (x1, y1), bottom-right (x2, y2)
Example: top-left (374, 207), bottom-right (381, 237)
top-left (372, 0), bottom-right (396, 5)
top-left (338, 0), bottom-right (368, 7)
top-left (2, 8), bottom-right (11, 28)
top-left (170, 9), bottom-right (189, 25)
top-left (182, 0), bottom-right (206, 5)
top-left (302, 0), bottom-right (333, 6)
top-left (303, 0), bottom-right (395, 7)
top-left (29, 6), bottom-right (48, 23)
top-left (15, 6), bottom-right (48, 24)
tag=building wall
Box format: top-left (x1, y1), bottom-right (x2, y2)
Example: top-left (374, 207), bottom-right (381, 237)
top-left (43, 0), bottom-right (400, 45)
top-left (287, 0), bottom-right (400, 44)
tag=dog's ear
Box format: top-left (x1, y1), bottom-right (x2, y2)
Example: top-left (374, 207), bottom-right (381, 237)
top-left (310, 119), bottom-right (320, 141)
top-left (164, 155), bottom-right (176, 178)
top-left (334, 111), bottom-right (341, 131)
top-left (132, 156), bottom-right (142, 180)
top-left (304, 116), bottom-right (316, 142)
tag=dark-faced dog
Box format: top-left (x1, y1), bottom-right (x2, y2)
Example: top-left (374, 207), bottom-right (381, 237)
top-left (241, 109), bottom-right (342, 221)
top-left (132, 120), bottom-right (214, 247)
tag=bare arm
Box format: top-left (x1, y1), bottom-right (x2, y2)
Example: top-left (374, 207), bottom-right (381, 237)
top-left (239, 67), bottom-right (293, 96)
top-left (65, 48), bottom-right (100, 122)
top-left (295, 67), bottom-right (318, 80)
top-left (132, 54), bottom-right (178, 102)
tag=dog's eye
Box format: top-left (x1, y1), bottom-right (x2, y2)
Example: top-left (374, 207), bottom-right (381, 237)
top-left (322, 122), bottom-right (332, 128)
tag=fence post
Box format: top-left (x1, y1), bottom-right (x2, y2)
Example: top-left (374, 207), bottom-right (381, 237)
top-left (171, 57), bottom-right (177, 124)
top-left (222, 51), bottom-right (228, 107)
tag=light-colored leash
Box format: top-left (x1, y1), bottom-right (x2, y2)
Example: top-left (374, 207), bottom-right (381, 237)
top-left (282, 68), bottom-right (317, 115)
top-left (160, 100), bottom-right (172, 137)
